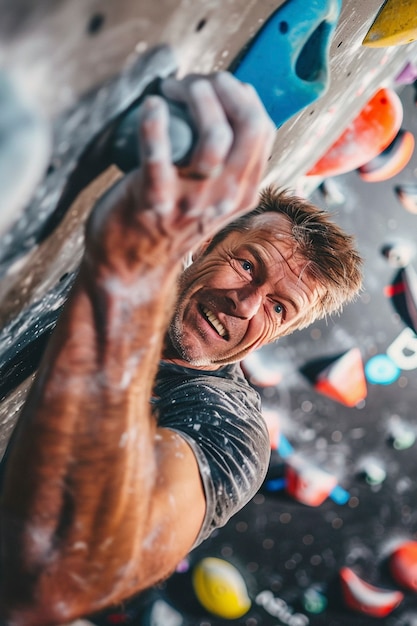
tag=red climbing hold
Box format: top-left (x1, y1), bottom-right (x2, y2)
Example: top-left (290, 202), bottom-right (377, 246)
top-left (390, 540), bottom-right (417, 591)
top-left (285, 455), bottom-right (337, 506)
top-left (340, 567), bottom-right (404, 617)
top-left (307, 88), bottom-right (403, 177)
top-left (314, 347), bottom-right (367, 407)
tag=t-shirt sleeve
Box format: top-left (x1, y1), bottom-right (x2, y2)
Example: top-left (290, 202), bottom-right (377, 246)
top-left (154, 369), bottom-right (270, 547)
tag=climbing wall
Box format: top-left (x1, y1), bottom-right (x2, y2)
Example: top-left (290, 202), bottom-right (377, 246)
top-left (1, 0), bottom-right (417, 624)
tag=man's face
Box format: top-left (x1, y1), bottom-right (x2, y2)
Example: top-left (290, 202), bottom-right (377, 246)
top-left (167, 213), bottom-right (323, 369)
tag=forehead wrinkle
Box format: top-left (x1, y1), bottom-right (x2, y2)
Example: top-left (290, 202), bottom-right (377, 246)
top-left (237, 233), bottom-right (311, 307)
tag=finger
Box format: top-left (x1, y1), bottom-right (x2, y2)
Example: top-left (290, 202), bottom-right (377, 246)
top-left (211, 72), bottom-right (275, 177)
top-left (138, 96), bottom-right (176, 212)
top-left (160, 74), bottom-right (202, 102)
top-left (162, 77), bottom-right (233, 178)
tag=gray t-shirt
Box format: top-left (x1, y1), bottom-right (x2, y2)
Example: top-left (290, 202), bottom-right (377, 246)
top-left (153, 361), bottom-right (270, 547)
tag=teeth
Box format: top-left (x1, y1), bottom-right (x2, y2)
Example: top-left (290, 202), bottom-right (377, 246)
top-left (202, 306), bottom-right (226, 337)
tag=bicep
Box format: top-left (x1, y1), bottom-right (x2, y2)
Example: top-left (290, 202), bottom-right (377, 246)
top-left (137, 427), bottom-right (206, 583)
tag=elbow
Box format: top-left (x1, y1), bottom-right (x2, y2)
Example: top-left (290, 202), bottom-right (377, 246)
top-left (0, 566), bottom-right (92, 626)
top-left (0, 593), bottom-right (91, 626)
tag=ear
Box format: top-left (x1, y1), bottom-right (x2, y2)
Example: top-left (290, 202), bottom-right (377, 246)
top-left (191, 238), bottom-right (213, 262)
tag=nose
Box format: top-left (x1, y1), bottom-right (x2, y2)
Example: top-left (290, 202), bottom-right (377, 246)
top-left (225, 285), bottom-right (263, 319)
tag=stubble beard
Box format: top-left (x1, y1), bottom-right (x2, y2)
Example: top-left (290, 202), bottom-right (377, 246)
top-left (165, 298), bottom-right (208, 368)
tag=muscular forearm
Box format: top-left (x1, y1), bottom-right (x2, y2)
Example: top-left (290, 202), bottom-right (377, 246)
top-left (0, 248), bottom-right (180, 622)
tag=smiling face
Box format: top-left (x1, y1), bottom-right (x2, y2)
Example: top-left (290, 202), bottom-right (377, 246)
top-left (165, 213), bottom-right (324, 369)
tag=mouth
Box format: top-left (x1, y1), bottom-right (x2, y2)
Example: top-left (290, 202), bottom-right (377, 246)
top-left (200, 305), bottom-right (229, 340)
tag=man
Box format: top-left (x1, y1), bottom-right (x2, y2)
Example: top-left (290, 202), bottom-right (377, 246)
top-left (0, 72), bottom-right (362, 625)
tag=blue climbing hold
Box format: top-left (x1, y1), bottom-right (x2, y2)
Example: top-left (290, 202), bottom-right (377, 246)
top-left (365, 354), bottom-right (401, 385)
top-left (265, 477), bottom-right (287, 492)
top-left (233, 0), bottom-right (342, 127)
top-left (330, 484), bottom-right (350, 505)
top-left (277, 433), bottom-right (295, 458)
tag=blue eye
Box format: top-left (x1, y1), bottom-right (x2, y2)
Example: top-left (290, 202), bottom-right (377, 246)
top-left (274, 303), bottom-right (283, 315)
top-left (241, 260), bottom-right (253, 272)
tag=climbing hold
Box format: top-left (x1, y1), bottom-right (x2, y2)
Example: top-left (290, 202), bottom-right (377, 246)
top-left (365, 354), bottom-right (401, 386)
top-left (395, 183), bottom-right (417, 214)
top-left (307, 88), bottom-right (403, 177)
top-left (285, 454), bottom-right (337, 506)
top-left (192, 557), bottom-right (251, 619)
top-left (313, 348), bottom-right (367, 407)
top-left (264, 476), bottom-right (286, 492)
top-left (233, 0), bottom-right (342, 127)
top-left (385, 264), bottom-right (417, 334)
top-left (363, 0), bottom-right (417, 48)
top-left (387, 327), bottom-right (417, 371)
top-left (381, 239), bottom-right (415, 269)
top-left (389, 541), bottom-right (417, 591)
top-left (112, 91), bottom-right (195, 173)
top-left (261, 408), bottom-right (281, 449)
top-left (388, 418), bottom-right (416, 450)
top-left (175, 557), bottom-right (190, 573)
top-left (147, 599), bottom-right (183, 626)
top-left (263, 410), bottom-right (294, 457)
top-left (318, 178), bottom-right (346, 206)
top-left (329, 484), bottom-right (350, 505)
top-left (358, 129), bottom-right (415, 182)
top-left (302, 586), bottom-right (328, 614)
top-left (264, 446), bottom-right (349, 504)
top-left (400, 264), bottom-right (417, 334)
top-left (339, 566), bottom-right (404, 617)
top-left (395, 61), bottom-right (417, 85)
top-left (242, 351), bottom-right (282, 387)
top-left (277, 433), bottom-right (295, 458)
top-left (358, 458), bottom-right (386, 485)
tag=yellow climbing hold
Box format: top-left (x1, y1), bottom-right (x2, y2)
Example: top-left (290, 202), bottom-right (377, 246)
top-left (363, 0), bottom-right (417, 47)
top-left (192, 557), bottom-right (251, 619)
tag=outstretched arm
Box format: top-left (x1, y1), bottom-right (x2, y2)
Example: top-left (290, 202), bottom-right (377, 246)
top-left (0, 73), bottom-right (274, 625)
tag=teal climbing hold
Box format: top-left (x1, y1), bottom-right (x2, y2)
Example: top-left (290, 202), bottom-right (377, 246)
top-left (365, 354), bottom-right (401, 385)
top-left (233, 0), bottom-right (342, 127)
top-left (303, 587), bottom-right (328, 614)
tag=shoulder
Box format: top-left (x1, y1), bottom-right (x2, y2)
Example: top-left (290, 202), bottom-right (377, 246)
top-left (155, 361), bottom-right (261, 408)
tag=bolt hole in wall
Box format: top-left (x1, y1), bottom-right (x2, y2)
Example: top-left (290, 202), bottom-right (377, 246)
top-left (195, 18), bottom-right (207, 33)
top-left (279, 21), bottom-right (289, 34)
top-left (87, 13), bottom-right (106, 36)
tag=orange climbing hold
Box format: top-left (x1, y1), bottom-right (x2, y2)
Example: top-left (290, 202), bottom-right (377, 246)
top-left (390, 540), bottom-right (417, 591)
top-left (358, 129), bottom-right (415, 182)
top-left (307, 88), bottom-right (403, 177)
top-left (314, 347), bottom-right (367, 407)
top-left (340, 567), bottom-right (404, 617)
